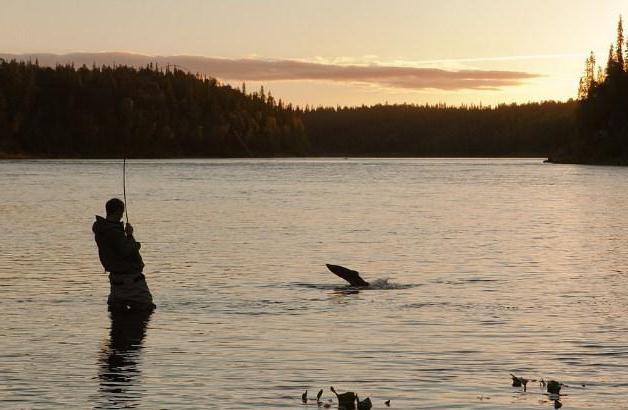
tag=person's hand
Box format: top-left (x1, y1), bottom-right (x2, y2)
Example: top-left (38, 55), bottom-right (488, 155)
top-left (125, 223), bottom-right (134, 236)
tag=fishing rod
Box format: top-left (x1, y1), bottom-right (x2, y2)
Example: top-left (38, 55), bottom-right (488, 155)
top-left (123, 156), bottom-right (129, 225)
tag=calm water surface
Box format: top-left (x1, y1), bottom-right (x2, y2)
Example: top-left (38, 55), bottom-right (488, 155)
top-left (1, 158), bottom-right (628, 409)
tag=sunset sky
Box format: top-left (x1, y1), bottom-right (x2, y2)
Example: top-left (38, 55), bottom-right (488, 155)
top-left (1, 0), bottom-right (626, 107)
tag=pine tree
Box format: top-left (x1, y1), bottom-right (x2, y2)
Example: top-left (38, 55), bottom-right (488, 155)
top-left (606, 43), bottom-right (618, 77)
top-left (578, 51), bottom-right (597, 99)
top-left (617, 15), bottom-right (625, 71)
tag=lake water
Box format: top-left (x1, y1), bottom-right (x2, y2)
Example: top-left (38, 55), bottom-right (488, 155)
top-left (1, 158), bottom-right (628, 409)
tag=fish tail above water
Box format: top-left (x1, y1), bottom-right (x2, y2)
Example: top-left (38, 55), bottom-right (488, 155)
top-left (326, 264), bottom-right (370, 287)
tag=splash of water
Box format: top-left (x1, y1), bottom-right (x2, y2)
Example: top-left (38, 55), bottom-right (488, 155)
top-left (367, 278), bottom-right (414, 290)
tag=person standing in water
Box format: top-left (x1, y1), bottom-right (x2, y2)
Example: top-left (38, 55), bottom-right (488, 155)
top-left (92, 198), bottom-right (155, 311)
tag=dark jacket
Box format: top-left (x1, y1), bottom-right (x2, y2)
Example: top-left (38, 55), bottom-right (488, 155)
top-left (92, 216), bottom-right (144, 274)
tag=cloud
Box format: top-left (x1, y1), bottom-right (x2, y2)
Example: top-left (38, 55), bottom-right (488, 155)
top-left (0, 52), bottom-right (541, 91)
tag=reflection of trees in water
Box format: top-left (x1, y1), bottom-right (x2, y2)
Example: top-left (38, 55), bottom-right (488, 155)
top-left (96, 309), bottom-right (152, 409)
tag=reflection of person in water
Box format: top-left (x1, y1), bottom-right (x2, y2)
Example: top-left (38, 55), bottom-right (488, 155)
top-left (96, 309), bottom-right (153, 409)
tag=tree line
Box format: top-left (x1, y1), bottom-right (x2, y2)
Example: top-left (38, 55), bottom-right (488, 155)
top-left (0, 58), bottom-right (582, 159)
top-left (303, 101), bottom-right (575, 157)
top-left (550, 16), bottom-right (628, 164)
top-left (0, 60), bottom-right (308, 158)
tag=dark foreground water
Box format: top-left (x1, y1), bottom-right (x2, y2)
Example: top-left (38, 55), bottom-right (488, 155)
top-left (1, 158), bottom-right (628, 409)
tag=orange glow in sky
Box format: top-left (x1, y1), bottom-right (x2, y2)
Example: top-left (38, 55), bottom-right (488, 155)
top-left (1, 0), bottom-right (625, 106)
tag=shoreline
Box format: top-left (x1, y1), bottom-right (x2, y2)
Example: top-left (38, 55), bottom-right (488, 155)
top-left (0, 153), bottom-right (548, 161)
top-left (7, 152), bottom-right (627, 165)
top-left (545, 155), bottom-right (628, 166)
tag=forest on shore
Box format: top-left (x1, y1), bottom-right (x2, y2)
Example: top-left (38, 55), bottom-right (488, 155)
top-left (0, 61), bottom-right (308, 158)
top-left (548, 17), bottom-right (628, 164)
top-left (1, 16), bottom-right (626, 162)
top-left (304, 101), bottom-right (574, 157)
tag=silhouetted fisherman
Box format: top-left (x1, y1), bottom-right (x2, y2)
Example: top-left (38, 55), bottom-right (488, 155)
top-left (93, 198), bottom-right (155, 312)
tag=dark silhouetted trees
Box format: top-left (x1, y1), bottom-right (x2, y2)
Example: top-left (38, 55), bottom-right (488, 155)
top-left (303, 101), bottom-right (576, 157)
top-left (553, 16), bottom-right (628, 164)
top-left (0, 60), bottom-right (308, 158)
top-left (0, 58), bottom-right (583, 159)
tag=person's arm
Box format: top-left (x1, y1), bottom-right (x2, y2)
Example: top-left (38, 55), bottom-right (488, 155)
top-left (125, 223), bottom-right (141, 250)
top-left (109, 224), bottom-right (140, 257)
